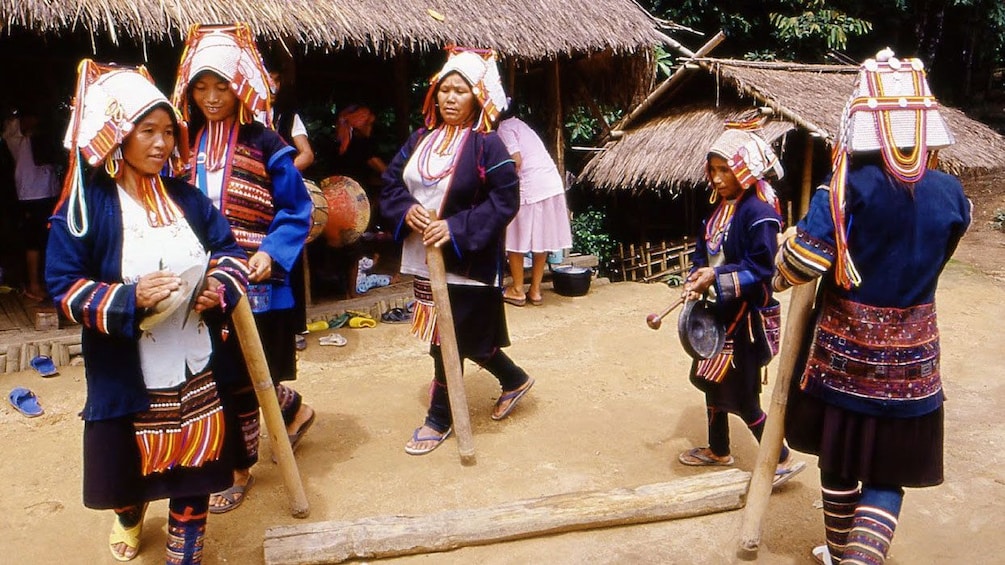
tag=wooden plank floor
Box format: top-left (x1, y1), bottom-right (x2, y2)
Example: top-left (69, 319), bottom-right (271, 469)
top-left (0, 290), bottom-right (34, 332)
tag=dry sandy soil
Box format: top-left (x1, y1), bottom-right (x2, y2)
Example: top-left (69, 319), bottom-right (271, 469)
top-left (1, 184), bottom-right (1003, 565)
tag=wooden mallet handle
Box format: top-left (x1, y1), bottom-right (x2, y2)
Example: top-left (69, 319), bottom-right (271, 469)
top-left (231, 297), bottom-right (311, 518)
top-left (646, 296), bottom-right (685, 330)
top-left (424, 210), bottom-right (476, 465)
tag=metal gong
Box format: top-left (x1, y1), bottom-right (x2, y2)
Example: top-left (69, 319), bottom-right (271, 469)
top-left (677, 298), bottom-right (726, 360)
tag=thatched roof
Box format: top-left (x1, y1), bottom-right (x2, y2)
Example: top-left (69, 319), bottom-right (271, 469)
top-left (580, 58), bottom-right (1005, 194)
top-left (4, 0), bottom-right (664, 59)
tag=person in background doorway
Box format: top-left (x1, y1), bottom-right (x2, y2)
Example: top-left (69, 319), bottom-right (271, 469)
top-left (3, 106), bottom-right (61, 301)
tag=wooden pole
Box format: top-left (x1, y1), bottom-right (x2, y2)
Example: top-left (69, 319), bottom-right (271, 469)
top-left (424, 212), bottom-right (476, 465)
top-left (231, 297), bottom-right (311, 518)
top-left (264, 469), bottom-right (751, 565)
top-left (799, 135), bottom-right (815, 220)
top-left (735, 133), bottom-right (820, 554)
top-left (301, 249), bottom-right (313, 306)
top-left (549, 59), bottom-right (566, 176)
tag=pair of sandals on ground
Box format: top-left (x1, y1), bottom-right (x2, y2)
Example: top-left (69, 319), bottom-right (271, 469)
top-left (405, 377), bottom-right (535, 455)
top-left (678, 446), bottom-right (806, 489)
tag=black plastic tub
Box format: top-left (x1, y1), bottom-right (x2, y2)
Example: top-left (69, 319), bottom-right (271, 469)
top-left (550, 265), bottom-right (593, 297)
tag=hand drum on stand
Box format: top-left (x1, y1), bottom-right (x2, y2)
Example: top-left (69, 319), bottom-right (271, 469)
top-left (319, 175), bottom-right (370, 248)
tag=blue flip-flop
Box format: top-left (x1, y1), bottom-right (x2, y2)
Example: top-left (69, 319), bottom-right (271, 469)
top-left (30, 355), bottom-right (59, 378)
top-left (9, 387), bottom-right (43, 417)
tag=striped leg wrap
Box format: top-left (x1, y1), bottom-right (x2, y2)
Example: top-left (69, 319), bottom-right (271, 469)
top-left (276, 383), bottom-right (303, 425)
top-left (166, 497), bottom-right (209, 565)
top-left (842, 506), bottom-right (899, 564)
top-left (821, 484), bottom-right (860, 563)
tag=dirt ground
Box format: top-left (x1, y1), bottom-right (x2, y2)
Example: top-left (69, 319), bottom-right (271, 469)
top-left (1, 183), bottom-right (1003, 565)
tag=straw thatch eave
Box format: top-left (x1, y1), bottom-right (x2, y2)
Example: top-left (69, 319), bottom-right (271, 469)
top-left (4, 0), bottom-right (664, 59)
top-left (581, 58), bottom-right (1005, 193)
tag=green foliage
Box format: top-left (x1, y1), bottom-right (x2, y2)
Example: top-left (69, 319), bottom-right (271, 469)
top-left (571, 208), bottom-right (617, 270)
top-left (564, 106), bottom-right (624, 145)
top-left (769, 4), bottom-right (872, 53)
top-left (992, 209), bottom-right (1005, 232)
top-left (654, 45), bottom-right (675, 80)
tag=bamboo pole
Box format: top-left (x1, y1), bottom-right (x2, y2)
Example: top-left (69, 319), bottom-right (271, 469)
top-left (424, 212), bottom-right (476, 465)
top-left (736, 280), bottom-right (818, 559)
top-left (231, 297), bottom-right (311, 518)
top-left (799, 135), bottom-right (815, 220)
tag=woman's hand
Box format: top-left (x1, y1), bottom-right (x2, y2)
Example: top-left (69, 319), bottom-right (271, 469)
top-left (682, 267), bottom-right (715, 301)
top-left (405, 204), bottom-right (431, 233)
top-left (135, 270), bottom-right (181, 310)
top-left (423, 219), bottom-right (451, 248)
top-left (193, 277), bottom-right (223, 313)
top-left (248, 251), bottom-right (273, 283)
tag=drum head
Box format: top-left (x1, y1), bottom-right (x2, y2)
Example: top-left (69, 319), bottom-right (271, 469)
top-left (677, 299), bottom-right (726, 360)
top-left (304, 178), bottom-right (328, 244)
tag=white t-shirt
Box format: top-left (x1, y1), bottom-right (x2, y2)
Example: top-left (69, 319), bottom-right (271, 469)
top-left (119, 187), bottom-right (211, 389)
top-left (2, 118), bottom-right (59, 201)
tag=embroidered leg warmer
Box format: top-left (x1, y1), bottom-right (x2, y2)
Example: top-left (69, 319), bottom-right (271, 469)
top-left (820, 473), bottom-right (861, 563)
top-left (841, 485), bottom-right (903, 565)
top-left (166, 496), bottom-right (209, 565)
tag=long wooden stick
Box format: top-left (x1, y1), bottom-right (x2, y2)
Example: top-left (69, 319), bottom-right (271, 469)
top-left (736, 280), bottom-right (817, 559)
top-left (231, 297), bottom-right (311, 518)
top-left (424, 213), bottom-right (476, 465)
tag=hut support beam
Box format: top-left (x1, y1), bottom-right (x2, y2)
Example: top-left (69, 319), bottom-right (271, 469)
top-left (800, 135), bottom-right (814, 220)
top-left (263, 469), bottom-right (750, 565)
top-left (548, 59), bottom-right (566, 175)
top-left (614, 30), bottom-right (725, 134)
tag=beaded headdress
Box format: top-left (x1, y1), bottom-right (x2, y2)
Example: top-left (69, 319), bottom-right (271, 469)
top-left (706, 125), bottom-right (783, 211)
top-left (422, 46), bottom-right (508, 133)
top-left (171, 23), bottom-right (274, 128)
top-left (60, 60), bottom-right (187, 237)
top-left (829, 48), bottom-right (954, 288)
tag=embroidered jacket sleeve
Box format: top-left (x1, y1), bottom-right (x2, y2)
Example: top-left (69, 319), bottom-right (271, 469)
top-left (47, 197), bottom-right (141, 339)
top-left (774, 185), bottom-right (837, 292)
top-left (259, 131), bottom-right (310, 273)
top-left (444, 133), bottom-right (518, 257)
top-left (713, 202), bottom-right (781, 302)
top-left (380, 130), bottom-right (424, 241)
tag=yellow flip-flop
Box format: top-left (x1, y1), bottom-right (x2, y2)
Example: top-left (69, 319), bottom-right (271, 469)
top-left (108, 507), bottom-right (146, 561)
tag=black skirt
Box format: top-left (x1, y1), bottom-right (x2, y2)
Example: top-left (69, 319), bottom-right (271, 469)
top-left (82, 415), bottom-right (233, 509)
top-left (785, 380), bottom-right (944, 488)
top-left (439, 284), bottom-right (510, 360)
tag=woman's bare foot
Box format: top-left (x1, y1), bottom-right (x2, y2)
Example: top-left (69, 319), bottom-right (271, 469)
top-left (209, 469), bottom-right (253, 512)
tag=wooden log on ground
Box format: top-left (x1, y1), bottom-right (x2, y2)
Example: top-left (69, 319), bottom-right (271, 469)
top-left (263, 469), bottom-right (750, 565)
top-left (5, 345), bottom-right (18, 372)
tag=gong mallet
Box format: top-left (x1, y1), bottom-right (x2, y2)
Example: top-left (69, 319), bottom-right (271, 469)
top-left (646, 296), bottom-right (686, 330)
top-left (736, 279), bottom-right (817, 559)
top-left (231, 296), bottom-right (311, 518)
top-left (424, 211), bottom-right (477, 465)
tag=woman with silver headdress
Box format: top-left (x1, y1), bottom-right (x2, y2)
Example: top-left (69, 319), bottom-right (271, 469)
top-left (380, 47), bottom-right (535, 455)
top-left (775, 49), bottom-right (971, 565)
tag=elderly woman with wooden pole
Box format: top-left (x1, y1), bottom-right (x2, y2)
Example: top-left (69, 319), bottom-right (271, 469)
top-left (773, 49), bottom-right (971, 565)
top-left (380, 46), bottom-right (535, 457)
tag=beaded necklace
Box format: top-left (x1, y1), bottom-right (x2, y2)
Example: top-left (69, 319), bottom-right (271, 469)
top-left (417, 124), bottom-right (469, 186)
top-left (704, 199), bottom-right (736, 256)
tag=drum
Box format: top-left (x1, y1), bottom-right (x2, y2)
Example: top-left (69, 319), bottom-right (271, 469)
top-left (305, 179), bottom-right (328, 244)
top-left (319, 175), bottom-right (370, 248)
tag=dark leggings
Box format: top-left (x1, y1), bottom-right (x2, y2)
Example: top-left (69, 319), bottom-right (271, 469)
top-left (425, 345), bottom-right (529, 432)
top-left (707, 406), bottom-right (789, 463)
top-left (115, 495), bottom-right (209, 565)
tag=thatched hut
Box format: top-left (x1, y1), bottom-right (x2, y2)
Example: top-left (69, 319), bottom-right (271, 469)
top-left (576, 58), bottom-right (1005, 247)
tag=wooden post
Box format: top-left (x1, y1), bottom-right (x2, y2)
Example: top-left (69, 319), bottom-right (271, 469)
top-left (424, 212), bottom-right (476, 465)
top-left (549, 59), bottom-right (566, 176)
top-left (231, 298), bottom-right (311, 518)
top-left (264, 470), bottom-right (751, 565)
top-left (799, 135), bottom-right (815, 220)
top-left (301, 249), bottom-right (313, 307)
top-left (736, 280), bottom-right (818, 559)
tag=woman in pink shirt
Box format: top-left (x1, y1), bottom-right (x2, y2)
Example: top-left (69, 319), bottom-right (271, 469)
top-left (498, 116), bottom-right (572, 306)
